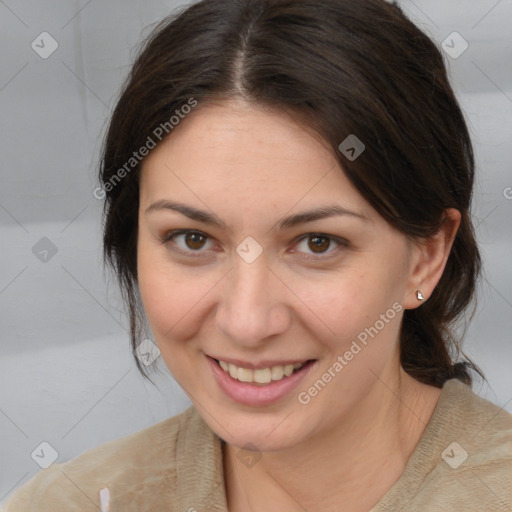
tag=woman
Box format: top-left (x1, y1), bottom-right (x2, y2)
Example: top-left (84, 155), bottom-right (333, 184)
top-left (6, 0), bottom-right (511, 510)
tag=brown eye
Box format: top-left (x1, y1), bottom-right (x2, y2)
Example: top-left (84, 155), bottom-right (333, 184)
top-left (184, 232), bottom-right (207, 250)
top-left (163, 230), bottom-right (213, 255)
top-left (293, 233), bottom-right (346, 259)
top-left (307, 235), bottom-right (331, 253)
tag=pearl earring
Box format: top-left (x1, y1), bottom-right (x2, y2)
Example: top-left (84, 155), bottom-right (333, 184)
top-left (417, 290), bottom-right (424, 301)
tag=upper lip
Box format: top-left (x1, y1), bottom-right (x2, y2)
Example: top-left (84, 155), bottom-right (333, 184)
top-left (208, 355), bottom-right (314, 370)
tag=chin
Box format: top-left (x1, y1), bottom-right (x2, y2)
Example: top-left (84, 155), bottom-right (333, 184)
top-left (207, 405), bottom-right (310, 452)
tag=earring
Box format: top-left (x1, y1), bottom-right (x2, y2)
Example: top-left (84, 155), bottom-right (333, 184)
top-left (417, 290), bottom-right (424, 301)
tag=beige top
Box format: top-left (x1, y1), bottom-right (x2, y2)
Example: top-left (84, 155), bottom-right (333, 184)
top-left (4, 379), bottom-right (511, 511)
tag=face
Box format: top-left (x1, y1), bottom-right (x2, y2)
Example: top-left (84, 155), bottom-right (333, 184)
top-left (137, 99), bottom-right (417, 451)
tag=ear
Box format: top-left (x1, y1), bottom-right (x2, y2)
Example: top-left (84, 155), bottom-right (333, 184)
top-left (403, 208), bottom-right (461, 310)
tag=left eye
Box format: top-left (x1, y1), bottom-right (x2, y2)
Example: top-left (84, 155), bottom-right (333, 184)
top-left (294, 234), bottom-right (341, 256)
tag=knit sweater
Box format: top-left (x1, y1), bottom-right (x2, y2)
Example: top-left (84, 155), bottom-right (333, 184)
top-left (4, 379), bottom-right (511, 511)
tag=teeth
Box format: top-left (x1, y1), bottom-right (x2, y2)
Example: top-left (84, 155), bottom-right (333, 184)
top-left (253, 368), bottom-right (271, 384)
top-left (271, 365), bottom-right (284, 380)
top-left (218, 360), bottom-right (307, 384)
top-left (237, 367), bottom-right (253, 383)
top-left (228, 363), bottom-right (237, 379)
top-left (283, 365), bottom-right (294, 377)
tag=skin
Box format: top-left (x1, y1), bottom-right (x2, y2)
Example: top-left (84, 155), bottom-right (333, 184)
top-left (137, 99), bottom-right (460, 511)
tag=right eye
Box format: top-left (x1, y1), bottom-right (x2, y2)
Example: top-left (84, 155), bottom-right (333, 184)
top-left (162, 230), bottom-right (216, 256)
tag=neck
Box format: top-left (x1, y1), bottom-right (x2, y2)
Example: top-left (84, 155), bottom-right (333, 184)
top-left (224, 368), bottom-right (442, 512)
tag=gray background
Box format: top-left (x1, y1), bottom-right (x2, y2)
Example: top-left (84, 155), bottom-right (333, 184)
top-left (1, 0), bottom-right (511, 503)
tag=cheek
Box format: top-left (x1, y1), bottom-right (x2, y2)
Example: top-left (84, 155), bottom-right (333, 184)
top-left (137, 236), bottom-right (230, 358)
top-left (137, 236), bottom-right (201, 342)
top-left (294, 266), bottom-right (404, 354)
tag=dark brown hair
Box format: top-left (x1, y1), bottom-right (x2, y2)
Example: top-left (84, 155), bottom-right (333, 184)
top-left (100, 0), bottom-right (483, 386)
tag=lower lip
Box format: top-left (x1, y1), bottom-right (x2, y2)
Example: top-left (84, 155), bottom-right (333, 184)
top-left (207, 356), bottom-right (316, 407)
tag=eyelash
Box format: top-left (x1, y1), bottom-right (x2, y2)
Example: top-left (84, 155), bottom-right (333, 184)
top-left (160, 229), bottom-right (348, 261)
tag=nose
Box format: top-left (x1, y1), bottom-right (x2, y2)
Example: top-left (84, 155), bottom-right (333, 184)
top-left (215, 257), bottom-right (292, 348)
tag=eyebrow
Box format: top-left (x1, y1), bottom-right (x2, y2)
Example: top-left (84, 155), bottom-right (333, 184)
top-left (145, 200), bottom-right (369, 230)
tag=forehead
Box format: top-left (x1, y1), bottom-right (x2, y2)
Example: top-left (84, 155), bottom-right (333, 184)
top-left (139, 99), bottom-right (372, 220)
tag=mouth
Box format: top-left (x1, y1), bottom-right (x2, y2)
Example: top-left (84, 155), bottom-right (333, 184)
top-left (207, 355), bottom-right (317, 406)
top-left (214, 358), bottom-right (315, 385)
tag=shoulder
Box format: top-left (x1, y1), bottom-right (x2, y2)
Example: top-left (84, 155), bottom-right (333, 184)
top-left (435, 378), bottom-right (512, 462)
top-left (375, 379), bottom-right (512, 511)
top-left (434, 380), bottom-right (512, 510)
top-left (438, 382), bottom-right (512, 504)
top-left (4, 406), bottom-right (201, 511)
top-left (440, 380), bottom-right (512, 502)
